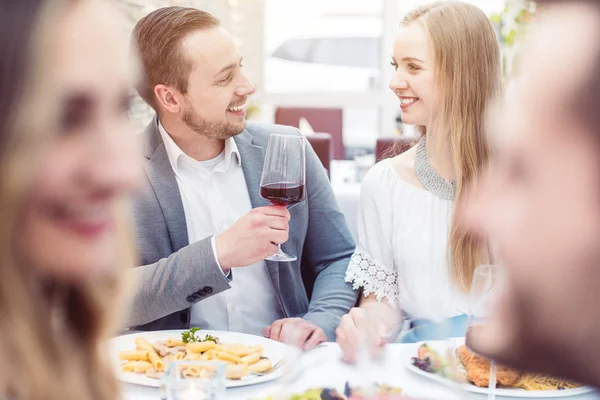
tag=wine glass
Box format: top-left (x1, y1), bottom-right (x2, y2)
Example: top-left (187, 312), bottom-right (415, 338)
top-left (259, 134), bottom-right (306, 262)
top-left (345, 299), bottom-right (407, 399)
top-left (467, 265), bottom-right (505, 400)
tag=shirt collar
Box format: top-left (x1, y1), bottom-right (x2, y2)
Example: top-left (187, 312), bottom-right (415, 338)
top-left (221, 135), bottom-right (242, 172)
top-left (157, 119), bottom-right (241, 174)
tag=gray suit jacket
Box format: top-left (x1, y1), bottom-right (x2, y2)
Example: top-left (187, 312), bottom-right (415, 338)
top-left (127, 117), bottom-right (358, 340)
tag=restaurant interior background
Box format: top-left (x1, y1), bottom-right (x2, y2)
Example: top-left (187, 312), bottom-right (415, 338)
top-left (120, 0), bottom-right (534, 239)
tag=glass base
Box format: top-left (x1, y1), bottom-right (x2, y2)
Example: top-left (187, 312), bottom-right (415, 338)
top-left (265, 246), bottom-right (296, 262)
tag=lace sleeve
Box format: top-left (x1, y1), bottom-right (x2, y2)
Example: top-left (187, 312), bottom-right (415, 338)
top-left (345, 249), bottom-right (398, 306)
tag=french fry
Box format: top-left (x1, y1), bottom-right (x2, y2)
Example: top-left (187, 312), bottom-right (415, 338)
top-left (186, 341), bottom-right (216, 354)
top-left (218, 344), bottom-right (249, 357)
top-left (213, 344), bottom-right (230, 353)
top-left (248, 358), bottom-right (273, 374)
top-left (204, 349), bottom-right (216, 360)
top-left (215, 351), bottom-right (243, 364)
top-left (145, 367), bottom-right (165, 379)
top-left (119, 350), bottom-right (149, 362)
top-left (164, 354), bottom-right (177, 362)
top-left (133, 361), bottom-right (153, 373)
top-left (182, 366), bottom-right (201, 378)
top-left (241, 352), bottom-right (261, 366)
top-left (135, 338), bottom-right (154, 352)
top-left (166, 338), bottom-right (186, 347)
top-left (199, 367), bottom-right (217, 379)
top-left (148, 349), bottom-right (165, 372)
top-left (247, 345), bottom-right (264, 355)
top-left (225, 364), bottom-right (249, 380)
top-left (183, 352), bottom-right (202, 361)
top-left (182, 365), bottom-right (217, 379)
top-left (121, 361), bottom-right (136, 372)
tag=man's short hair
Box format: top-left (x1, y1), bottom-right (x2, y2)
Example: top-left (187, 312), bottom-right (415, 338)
top-left (132, 7), bottom-right (220, 110)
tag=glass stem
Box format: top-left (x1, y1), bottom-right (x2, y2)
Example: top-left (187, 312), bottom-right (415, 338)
top-left (488, 361), bottom-right (497, 400)
top-left (274, 244), bottom-right (283, 255)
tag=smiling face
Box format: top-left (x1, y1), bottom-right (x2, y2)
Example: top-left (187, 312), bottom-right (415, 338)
top-left (151, 26), bottom-right (256, 140)
top-left (178, 27), bottom-right (255, 139)
top-left (389, 21), bottom-right (437, 126)
top-left (18, 0), bottom-right (140, 281)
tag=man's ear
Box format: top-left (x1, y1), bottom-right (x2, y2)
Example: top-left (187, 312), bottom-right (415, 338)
top-left (154, 84), bottom-right (182, 114)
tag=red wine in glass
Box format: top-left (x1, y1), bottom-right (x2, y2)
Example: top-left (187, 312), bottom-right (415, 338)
top-left (260, 182), bottom-right (305, 206)
top-left (259, 134), bottom-right (306, 262)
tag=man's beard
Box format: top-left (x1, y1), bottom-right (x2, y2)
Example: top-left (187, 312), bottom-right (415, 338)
top-left (182, 102), bottom-right (245, 140)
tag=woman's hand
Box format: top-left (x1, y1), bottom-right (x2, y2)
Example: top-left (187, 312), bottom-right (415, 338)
top-left (336, 299), bottom-right (399, 364)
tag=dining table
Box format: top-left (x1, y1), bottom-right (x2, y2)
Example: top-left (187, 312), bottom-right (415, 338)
top-left (121, 342), bottom-right (600, 400)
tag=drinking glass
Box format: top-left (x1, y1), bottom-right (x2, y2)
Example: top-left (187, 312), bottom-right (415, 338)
top-left (345, 299), bottom-right (406, 399)
top-left (161, 361), bottom-right (226, 400)
top-left (259, 134), bottom-right (306, 262)
top-left (467, 264), bottom-right (505, 400)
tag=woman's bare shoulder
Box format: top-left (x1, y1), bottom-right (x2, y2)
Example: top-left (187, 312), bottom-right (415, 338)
top-left (389, 146), bottom-right (423, 189)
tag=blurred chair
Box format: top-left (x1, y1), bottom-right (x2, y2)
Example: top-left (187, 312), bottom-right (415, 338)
top-left (375, 136), bottom-right (417, 163)
top-left (275, 107), bottom-right (345, 160)
top-left (305, 133), bottom-right (333, 177)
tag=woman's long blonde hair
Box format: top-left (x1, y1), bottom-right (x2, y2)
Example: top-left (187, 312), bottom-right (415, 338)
top-left (401, 2), bottom-right (501, 291)
top-left (0, 1), bottom-right (135, 398)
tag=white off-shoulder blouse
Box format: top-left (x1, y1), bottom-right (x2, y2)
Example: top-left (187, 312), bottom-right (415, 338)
top-left (345, 159), bottom-right (469, 320)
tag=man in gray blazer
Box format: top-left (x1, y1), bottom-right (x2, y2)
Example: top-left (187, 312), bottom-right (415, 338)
top-left (127, 6), bottom-right (358, 347)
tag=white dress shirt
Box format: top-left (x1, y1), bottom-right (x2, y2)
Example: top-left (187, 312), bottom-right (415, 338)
top-left (158, 121), bottom-right (283, 336)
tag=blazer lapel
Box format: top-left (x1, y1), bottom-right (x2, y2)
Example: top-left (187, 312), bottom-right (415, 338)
top-left (234, 132), bottom-right (283, 297)
top-left (143, 117), bottom-right (189, 252)
top-left (234, 133), bottom-right (269, 209)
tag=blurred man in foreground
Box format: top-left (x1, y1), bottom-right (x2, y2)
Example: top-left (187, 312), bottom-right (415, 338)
top-left (463, 0), bottom-right (600, 387)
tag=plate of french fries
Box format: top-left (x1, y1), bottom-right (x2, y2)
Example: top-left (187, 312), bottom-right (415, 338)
top-left (110, 329), bottom-right (288, 388)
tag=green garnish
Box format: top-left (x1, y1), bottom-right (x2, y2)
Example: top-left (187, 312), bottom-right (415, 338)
top-left (203, 334), bottom-right (218, 343)
top-left (182, 328), bottom-right (219, 344)
top-left (182, 327), bottom-right (202, 343)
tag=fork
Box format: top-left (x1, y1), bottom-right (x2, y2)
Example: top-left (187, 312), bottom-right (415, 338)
top-left (250, 343), bottom-right (327, 376)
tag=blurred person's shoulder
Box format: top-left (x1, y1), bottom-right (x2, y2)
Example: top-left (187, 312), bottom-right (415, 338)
top-left (242, 121), bottom-right (301, 147)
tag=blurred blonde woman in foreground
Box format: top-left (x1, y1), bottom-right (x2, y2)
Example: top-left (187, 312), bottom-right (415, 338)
top-left (0, 0), bottom-right (139, 398)
top-left (337, 1), bottom-right (501, 361)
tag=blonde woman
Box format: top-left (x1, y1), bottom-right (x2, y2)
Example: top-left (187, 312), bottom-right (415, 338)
top-left (0, 0), bottom-right (139, 398)
top-left (337, 1), bottom-right (501, 361)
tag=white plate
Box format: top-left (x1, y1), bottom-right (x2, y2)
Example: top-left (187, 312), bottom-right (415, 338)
top-left (110, 330), bottom-right (288, 388)
top-left (405, 338), bottom-right (595, 398)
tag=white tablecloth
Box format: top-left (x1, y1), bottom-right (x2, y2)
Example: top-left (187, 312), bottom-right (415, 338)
top-left (122, 343), bottom-right (599, 400)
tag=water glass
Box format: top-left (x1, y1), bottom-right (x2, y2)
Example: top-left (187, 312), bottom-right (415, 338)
top-left (162, 361), bottom-right (226, 400)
